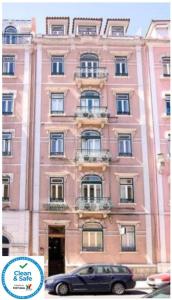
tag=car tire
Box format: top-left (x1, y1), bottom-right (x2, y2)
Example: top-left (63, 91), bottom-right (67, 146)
top-left (111, 282), bottom-right (125, 295)
top-left (55, 282), bottom-right (69, 296)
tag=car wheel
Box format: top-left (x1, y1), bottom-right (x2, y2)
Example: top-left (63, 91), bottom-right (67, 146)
top-left (55, 282), bottom-right (69, 296)
top-left (111, 282), bottom-right (125, 295)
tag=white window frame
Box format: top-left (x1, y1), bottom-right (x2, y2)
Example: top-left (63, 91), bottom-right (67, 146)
top-left (118, 134), bottom-right (132, 156)
top-left (121, 225), bottom-right (136, 252)
top-left (50, 132), bottom-right (64, 156)
top-left (116, 93), bottom-right (130, 115)
top-left (115, 56), bottom-right (128, 76)
top-left (50, 177), bottom-right (64, 202)
top-left (2, 93), bottom-right (14, 115)
top-left (120, 178), bottom-right (134, 203)
top-left (51, 93), bottom-right (64, 114)
top-left (2, 56), bottom-right (15, 75)
top-left (2, 176), bottom-right (10, 202)
top-left (2, 132), bottom-right (12, 156)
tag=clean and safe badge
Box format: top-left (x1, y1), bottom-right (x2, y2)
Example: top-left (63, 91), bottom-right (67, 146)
top-left (0, 256), bottom-right (44, 299)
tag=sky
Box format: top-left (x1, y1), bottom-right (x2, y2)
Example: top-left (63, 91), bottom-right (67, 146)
top-left (2, 2), bottom-right (170, 36)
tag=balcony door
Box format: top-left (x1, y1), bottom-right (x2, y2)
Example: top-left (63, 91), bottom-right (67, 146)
top-left (80, 53), bottom-right (99, 78)
top-left (81, 91), bottom-right (100, 113)
top-left (81, 131), bottom-right (101, 155)
top-left (81, 175), bottom-right (102, 203)
top-left (4, 26), bottom-right (17, 44)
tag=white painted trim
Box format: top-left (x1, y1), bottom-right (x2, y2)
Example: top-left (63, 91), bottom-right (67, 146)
top-left (148, 45), bottom-right (166, 263)
top-left (33, 45), bottom-right (42, 255)
top-left (136, 46), bottom-right (153, 264)
top-left (19, 49), bottom-right (30, 210)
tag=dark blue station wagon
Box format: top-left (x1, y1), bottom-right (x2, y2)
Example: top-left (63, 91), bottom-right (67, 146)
top-left (45, 264), bottom-right (136, 295)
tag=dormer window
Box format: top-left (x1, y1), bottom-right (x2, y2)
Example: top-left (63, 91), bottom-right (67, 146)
top-left (111, 26), bottom-right (124, 37)
top-left (51, 25), bottom-right (64, 36)
top-left (78, 25), bottom-right (97, 36)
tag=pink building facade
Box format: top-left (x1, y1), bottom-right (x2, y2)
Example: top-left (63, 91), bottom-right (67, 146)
top-left (2, 18), bottom-right (170, 278)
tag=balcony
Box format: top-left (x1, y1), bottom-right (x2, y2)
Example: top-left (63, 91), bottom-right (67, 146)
top-left (74, 67), bottom-right (108, 88)
top-left (75, 106), bottom-right (109, 128)
top-left (76, 149), bottom-right (111, 171)
top-left (76, 197), bottom-right (112, 217)
top-left (2, 34), bottom-right (32, 44)
top-left (43, 200), bottom-right (69, 211)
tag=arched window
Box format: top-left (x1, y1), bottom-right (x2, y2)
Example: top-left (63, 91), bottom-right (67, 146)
top-left (4, 26), bottom-right (17, 34)
top-left (82, 222), bottom-right (103, 251)
top-left (80, 53), bottom-right (99, 78)
top-left (4, 26), bottom-right (17, 44)
top-left (81, 174), bottom-right (102, 201)
top-left (81, 130), bottom-right (101, 153)
top-left (2, 235), bottom-right (10, 256)
top-left (80, 91), bottom-right (100, 112)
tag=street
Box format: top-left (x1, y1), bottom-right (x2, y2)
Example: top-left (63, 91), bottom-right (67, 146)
top-left (45, 286), bottom-right (152, 299)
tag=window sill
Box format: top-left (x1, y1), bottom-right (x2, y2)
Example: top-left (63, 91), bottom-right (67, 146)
top-left (80, 251), bottom-right (104, 253)
top-left (115, 114), bottom-right (132, 117)
top-left (161, 114), bottom-right (170, 119)
top-left (116, 156), bottom-right (134, 159)
top-left (2, 155), bottom-right (13, 158)
top-left (114, 75), bottom-right (129, 79)
top-left (160, 75), bottom-right (170, 79)
top-left (119, 251), bottom-right (137, 254)
top-left (118, 203), bottom-right (136, 208)
top-left (49, 113), bottom-right (66, 117)
top-left (2, 75), bottom-right (17, 78)
top-left (49, 74), bottom-right (66, 78)
top-left (49, 155), bottom-right (66, 159)
top-left (3, 114), bottom-right (15, 117)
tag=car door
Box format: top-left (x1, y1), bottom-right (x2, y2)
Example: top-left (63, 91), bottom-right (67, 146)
top-left (94, 265), bottom-right (113, 292)
top-left (70, 266), bottom-right (96, 292)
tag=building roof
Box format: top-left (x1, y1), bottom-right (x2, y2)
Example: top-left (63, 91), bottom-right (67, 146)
top-left (145, 19), bottom-right (170, 38)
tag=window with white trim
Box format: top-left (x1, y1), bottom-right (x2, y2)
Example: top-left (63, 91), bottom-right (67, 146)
top-left (50, 133), bottom-right (64, 156)
top-left (116, 93), bottom-right (130, 115)
top-left (51, 56), bottom-right (64, 75)
top-left (111, 26), bottom-right (124, 36)
top-left (50, 177), bottom-right (64, 202)
top-left (115, 56), bottom-right (128, 76)
top-left (78, 25), bottom-right (97, 36)
top-left (2, 93), bottom-right (14, 115)
top-left (51, 25), bottom-right (64, 36)
top-left (118, 134), bottom-right (132, 156)
top-left (82, 222), bottom-right (103, 252)
top-left (2, 56), bottom-right (15, 75)
top-left (2, 132), bottom-right (12, 156)
top-left (51, 93), bottom-right (64, 114)
top-left (162, 56), bottom-right (170, 77)
top-left (120, 178), bottom-right (134, 203)
top-left (165, 94), bottom-right (170, 116)
top-left (121, 225), bottom-right (136, 252)
top-left (2, 176), bottom-right (10, 202)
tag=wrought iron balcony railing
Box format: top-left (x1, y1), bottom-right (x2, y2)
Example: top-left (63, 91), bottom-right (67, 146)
top-left (75, 67), bottom-right (108, 79)
top-left (75, 106), bottom-right (109, 118)
top-left (2, 34), bottom-right (32, 44)
top-left (76, 197), bottom-right (112, 211)
top-left (76, 149), bottom-right (111, 162)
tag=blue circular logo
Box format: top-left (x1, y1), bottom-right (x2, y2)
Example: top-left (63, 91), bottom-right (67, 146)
top-left (1, 257), bottom-right (44, 299)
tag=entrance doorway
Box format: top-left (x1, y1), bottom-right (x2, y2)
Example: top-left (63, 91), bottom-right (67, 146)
top-left (48, 226), bottom-right (65, 276)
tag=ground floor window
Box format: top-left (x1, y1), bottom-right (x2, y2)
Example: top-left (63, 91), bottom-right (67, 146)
top-left (2, 235), bottom-right (10, 256)
top-left (82, 222), bottom-right (103, 252)
top-left (120, 225), bottom-right (136, 252)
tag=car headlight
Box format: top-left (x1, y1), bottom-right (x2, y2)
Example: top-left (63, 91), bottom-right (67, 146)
top-left (46, 279), bottom-right (54, 285)
top-left (154, 279), bottom-right (162, 284)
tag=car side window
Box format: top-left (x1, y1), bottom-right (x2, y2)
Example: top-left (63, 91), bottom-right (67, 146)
top-left (96, 266), bottom-right (112, 274)
top-left (77, 266), bottom-right (94, 275)
top-left (112, 266), bottom-right (120, 273)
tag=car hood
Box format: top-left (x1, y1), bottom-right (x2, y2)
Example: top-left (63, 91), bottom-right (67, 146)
top-left (148, 273), bottom-right (170, 280)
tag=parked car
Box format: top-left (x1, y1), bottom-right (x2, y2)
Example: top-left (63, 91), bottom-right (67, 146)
top-left (147, 271), bottom-right (170, 288)
top-left (45, 264), bottom-right (136, 296)
top-left (143, 283), bottom-right (170, 298)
